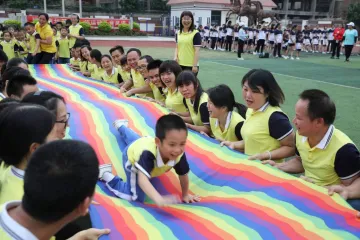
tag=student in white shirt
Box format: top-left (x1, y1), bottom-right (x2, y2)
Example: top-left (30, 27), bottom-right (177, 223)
top-left (254, 25), bottom-right (266, 54)
top-left (225, 21), bottom-right (234, 51)
top-left (273, 24), bottom-right (283, 58)
top-left (237, 23), bottom-right (246, 60)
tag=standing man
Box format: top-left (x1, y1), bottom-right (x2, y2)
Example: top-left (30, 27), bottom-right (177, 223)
top-left (68, 14), bottom-right (85, 51)
top-left (263, 89), bottom-right (360, 211)
top-left (225, 21), bottom-right (234, 52)
top-left (331, 24), bottom-right (345, 59)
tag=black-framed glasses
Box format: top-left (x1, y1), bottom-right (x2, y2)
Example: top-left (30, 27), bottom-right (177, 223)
top-left (56, 113), bottom-right (71, 129)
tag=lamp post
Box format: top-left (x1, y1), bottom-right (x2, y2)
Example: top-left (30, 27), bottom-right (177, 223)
top-left (79, 0), bottom-right (83, 17)
top-left (43, 0), bottom-right (47, 13)
top-left (62, 0), bottom-right (65, 17)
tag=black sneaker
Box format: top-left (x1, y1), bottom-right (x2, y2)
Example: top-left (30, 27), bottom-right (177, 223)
top-left (330, 56), bottom-right (334, 59)
top-left (336, 57), bottom-right (339, 59)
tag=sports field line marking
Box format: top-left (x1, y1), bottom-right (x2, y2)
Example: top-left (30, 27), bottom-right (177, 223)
top-left (205, 60), bottom-right (360, 90)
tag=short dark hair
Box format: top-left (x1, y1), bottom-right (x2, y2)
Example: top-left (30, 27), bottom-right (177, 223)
top-left (6, 75), bottom-right (37, 98)
top-left (90, 49), bottom-right (102, 63)
top-left (0, 98), bottom-right (19, 114)
top-left (147, 59), bottom-right (163, 71)
top-left (38, 13), bottom-right (49, 21)
top-left (109, 45), bottom-right (124, 55)
top-left (176, 71), bottom-right (204, 114)
top-left (208, 84), bottom-right (247, 118)
top-left (126, 48), bottom-right (141, 57)
top-left (66, 19), bottom-right (72, 25)
top-left (22, 91), bottom-right (65, 116)
top-left (0, 104), bottom-right (55, 166)
top-left (56, 21), bottom-right (63, 26)
top-left (299, 89), bottom-right (336, 125)
top-left (139, 55), bottom-right (153, 63)
top-left (159, 60), bottom-right (182, 78)
top-left (101, 54), bottom-right (112, 63)
top-left (156, 115), bottom-right (187, 141)
top-left (1, 67), bottom-right (31, 92)
top-left (22, 140), bottom-right (99, 223)
top-left (2, 30), bottom-right (12, 38)
top-left (24, 22), bottom-right (35, 27)
top-left (60, 26), bottom-right (68, 32)
top-left (241, 69), bottom-right (285, 107)
top-left (6, 57), bottom-right (28, 68)
top-left (120, 55), bottom-right (128, 66)
top-left (0, 49), bottom-right (8, 63)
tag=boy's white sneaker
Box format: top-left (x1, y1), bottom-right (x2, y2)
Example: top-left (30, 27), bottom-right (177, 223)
top-left (237, 57), bottom-right (244, 60)
top-left (99, 164), bottom-right (112, 180)
top-left (290, 57), bottom-right (295, 60)
top-left (113, 119), bottom-right (128, 130)
top-left (296, 57), bottom-right (300, 60)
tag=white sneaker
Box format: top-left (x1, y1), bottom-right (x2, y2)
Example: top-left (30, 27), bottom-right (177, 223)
top-left (99, 164), bottom-right (112, 180)
top-left (113, 119), bottom-right (128, 130)
top-left (296, 57), bottom-right (300, 60)
top-left (282, 56), bottom-right (288, 59)
top-left (291, 57), bottom-right (295, 60)
top-left (253, 52), bottom-right (257, 55)
top-left (237, 57), bottom-right (244, 60)
top-left (322, 52), bottom-right (326, 54)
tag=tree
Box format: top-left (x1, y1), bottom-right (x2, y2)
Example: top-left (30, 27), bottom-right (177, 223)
top-left (150, 0), bottom-right (169, 11)
top-left (120, 0), bottom-right (139, 12)
top-left (347, 3), bottom-right (360, 28)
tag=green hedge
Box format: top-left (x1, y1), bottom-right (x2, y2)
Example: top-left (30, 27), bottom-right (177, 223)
top-left (97, 21), bottom-right (112, 33)
top-left (133, 22), bottom-right (140, 30)
top-left (3, 20), bottom-right (21, 29)
top-left (118, 23), bottom-right (131, 35)
top-left (79, 22), bottom-right (91, 34)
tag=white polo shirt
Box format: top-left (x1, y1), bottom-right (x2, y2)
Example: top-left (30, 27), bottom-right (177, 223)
top-left (0, 201), bottom-right (38, 240)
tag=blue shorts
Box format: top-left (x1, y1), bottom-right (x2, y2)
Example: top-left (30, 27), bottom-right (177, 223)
top-left (105, 126), bottom-right (146, 202)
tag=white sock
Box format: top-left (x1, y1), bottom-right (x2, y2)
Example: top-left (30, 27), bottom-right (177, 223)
top-left (103, 172), bottom-right (115, 183)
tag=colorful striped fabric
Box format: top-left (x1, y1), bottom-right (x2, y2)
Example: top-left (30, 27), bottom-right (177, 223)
top-left (30, 65), bottom-right (360, 240)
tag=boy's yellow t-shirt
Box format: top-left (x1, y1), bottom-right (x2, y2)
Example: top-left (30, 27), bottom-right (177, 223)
top-left (70, 57), bottom-right (81, 66)
top-left (0, 167), bottom-right (24, 205)
top-left (16, 41), bottom-right (28, 58)
top-left (26, 31), bottom-right (41, 54)
top-left (91, 64), bottom-right (105, 80)
top-left (56, 37), bottom-right (70, 58)
top-left (118, 66), bottom-right (131, 82)
top-left (0, 40), bottom-right (17, 59)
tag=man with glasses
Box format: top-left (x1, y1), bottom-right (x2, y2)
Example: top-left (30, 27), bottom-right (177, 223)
top-left (120, 49), bottom-right (154, 99)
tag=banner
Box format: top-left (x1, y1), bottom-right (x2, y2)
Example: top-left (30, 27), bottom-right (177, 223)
top-left (26, 15), bottom-right (129, 28)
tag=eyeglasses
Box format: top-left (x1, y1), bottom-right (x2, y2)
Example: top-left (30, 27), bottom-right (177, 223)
top-left (182, 17), bottom-right (192, 21)
top-left (136, 65), bottom-right (147, 70)
top-left (56, 113), bottom-right (71, 129)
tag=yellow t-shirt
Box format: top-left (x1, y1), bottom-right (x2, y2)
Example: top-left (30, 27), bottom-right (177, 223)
top-left (0, 40), bottom-right (17, 59)
top-left (0, 167), bottom-right (24, 205)
top-left (186, 92), bottom-right (209, 126)
top-left (70, 57), bottom-right (81, 66)
top-left (118, 66), bottom-right (131, 82)
top-left (102, 67), bottom-right (122, 84)
top-left (35, 22), bottom-right (57, 53)
top-left (177, 30), bottom-right (201, 67)
top-left (130, 69), bottom-right (153, 98)
top-left (296, 127), bottom-right (355, 186)
top-left (27, 31), bottom-right (40, 54)
top-left (165, 88), bottom-right (187, 113)
top-left (56, 37), bottom-right (70, 58)
top-left (91, 64), bottom-right (105, 80)
top-left (241, 104), bottom-right (290, 163)
top-left (80, 61), bottom-right (94, 74)
top-left (127, 137), bottom-right (187, 178)
top-left (69, 24), bottom-right (83, 48)
top-left (16, 41), bottom-right (28, 58)
top-left (149, 83), bottom-right (166, 103)
top-left (210, 111), bottom-right (244, 142)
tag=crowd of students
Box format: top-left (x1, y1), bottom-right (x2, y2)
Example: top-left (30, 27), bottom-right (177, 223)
top-left (0, 13), bottom-right (85, 66)
top-left (195, 20), bottom-right (358, 61)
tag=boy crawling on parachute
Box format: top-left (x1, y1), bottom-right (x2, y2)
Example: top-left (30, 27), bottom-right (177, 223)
top-left (99, 115), bottom-right (201, 206)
